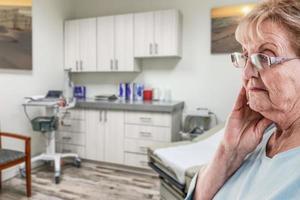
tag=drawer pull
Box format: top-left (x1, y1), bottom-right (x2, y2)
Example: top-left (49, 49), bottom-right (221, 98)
top-left (140, 161), bottom-right (148, 166)
top-left (62, 122), bottom-right (72, 127)
top-left (139, 146), bottom-right (148, 153)
top-left (139, 117), bottom-right (152, 122)
top-left (62, 149), bottom-right (72, 153)
top-left (62, 137), bottom-right (72, 140)
top-left (139, 131), bottom-right (152, 137)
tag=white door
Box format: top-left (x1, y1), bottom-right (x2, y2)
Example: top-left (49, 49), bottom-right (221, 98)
top-left (134, 12), bottom-right (154, 57)
top-left (85, 110), bottom-right (105, 161)
top-left (154, 10), bottom-right (180, 56)
top-left (104, 110), bottom-right (124, 164)
top-left (97, 16), bottom-right (115, 71)
top-left (115, 14), bottom-right (134, 71)
top-left (64, 20), bottom-right (79, 71)
top-left (78, 18), bottom-right (97, 72)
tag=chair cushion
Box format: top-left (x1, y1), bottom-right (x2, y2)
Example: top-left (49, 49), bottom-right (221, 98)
top-left (0, 149), bottom-right (25, 165)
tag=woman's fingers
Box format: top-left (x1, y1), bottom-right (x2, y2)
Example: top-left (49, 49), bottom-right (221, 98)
top-left (232, 87), bottom-right (248, 111)
top-left (255, 118), bottom-right (273, 138)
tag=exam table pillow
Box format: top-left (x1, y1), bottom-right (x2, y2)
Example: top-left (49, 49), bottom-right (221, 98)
top-left (153, 126), bottom-right (224, 184)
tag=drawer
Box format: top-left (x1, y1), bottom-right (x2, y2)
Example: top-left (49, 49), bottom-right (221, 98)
top-left (125, 111), bottom-right (171, 127)
top-left (124, 152), bottom-right (149, 169)
top-left (124, 139), bottom-right (168, 154)
top-left (60, 119), bottom-right (86, 133)
top-left (56, 132), bottom-right (85, 146)
top-left (125, 124), bottom-right (171, 142)
top-left (56, 143), bottom-right (85, 158)
top-left (62, 109), bottom-right (85, 121)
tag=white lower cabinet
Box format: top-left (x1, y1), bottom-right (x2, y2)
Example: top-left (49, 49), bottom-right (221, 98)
top-left (124, 152), bottom-right (149, 168)
top-left (57, 108), bottom-right (182, 169)
top-left (56, 109), bottom-right (86, 158)
top-left (123, 111), bottom-right (181, 169)
top-left (85, 110), bottom-right (105, 161)
top-left (85, 109), bottom-right (124, 164)
top-left (104, 110), bottom-right (124, 164)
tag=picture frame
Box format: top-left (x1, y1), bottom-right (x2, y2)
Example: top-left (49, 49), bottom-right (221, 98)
top-left (211, 3), bottom-right (255, 54)
top-left (0, 0), bottom-right (32, 70)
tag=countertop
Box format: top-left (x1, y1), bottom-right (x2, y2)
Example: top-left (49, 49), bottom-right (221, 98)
top-left (75, 98), bottom-right (184, 113)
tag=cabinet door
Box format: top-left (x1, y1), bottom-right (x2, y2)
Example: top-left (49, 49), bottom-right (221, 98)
top-left (104, 110), bottom-right (124, 164)
top-left (85, 110), bottom-right (105, 161)
top-left (79, 18), bottom-right (97, 72)
top-left (134, 12), bottom-right (154, 57)
top-left (97, 16), bottom-right (114, 71)
top-left (64, 20), bottom-right (79, 71)
top-left (154, 10), bottom-right (181, 57)
top-left (115, 14), bottom-right (134, 71)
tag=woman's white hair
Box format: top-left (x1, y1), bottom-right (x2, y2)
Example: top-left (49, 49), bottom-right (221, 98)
top-left (236, 0), bottom-right (300, 55)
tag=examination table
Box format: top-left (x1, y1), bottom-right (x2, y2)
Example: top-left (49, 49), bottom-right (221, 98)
top-left (148, 123), bottom-right (225, 200)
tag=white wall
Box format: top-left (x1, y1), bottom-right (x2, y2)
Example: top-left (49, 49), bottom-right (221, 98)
top-left (71, 0), bottom-right (257, 121)
top-left (0, 0), bottom-right (74, 180)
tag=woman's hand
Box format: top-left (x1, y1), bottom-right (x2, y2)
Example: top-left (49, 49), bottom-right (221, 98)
top-left (223, 87), bottom-right (272, 159)
top-left (193, 87), bottom-right (272, 200)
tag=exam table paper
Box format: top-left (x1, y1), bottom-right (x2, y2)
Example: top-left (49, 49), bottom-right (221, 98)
top-left (154, 129), bottom-right (224, 184)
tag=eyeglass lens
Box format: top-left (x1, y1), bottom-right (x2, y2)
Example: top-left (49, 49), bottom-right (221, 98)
top-left (231, 53), bottom-right (271, 70)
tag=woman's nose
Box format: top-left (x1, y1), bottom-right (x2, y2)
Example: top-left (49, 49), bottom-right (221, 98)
top-left (242, 59), bottom-right (259, 81)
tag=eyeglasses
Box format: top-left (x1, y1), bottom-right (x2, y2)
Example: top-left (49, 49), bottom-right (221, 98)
top-left (230, 52), bottom-right (300, 71)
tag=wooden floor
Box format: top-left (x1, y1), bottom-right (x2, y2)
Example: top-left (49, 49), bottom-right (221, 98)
top-left (0, 161), bottom-right (160, 200)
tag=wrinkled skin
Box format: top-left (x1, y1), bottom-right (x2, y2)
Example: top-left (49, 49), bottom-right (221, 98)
top-left (225, 21), bottom-right (300, 159)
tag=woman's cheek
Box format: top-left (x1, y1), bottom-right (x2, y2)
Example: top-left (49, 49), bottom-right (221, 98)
top-left (248, 91), bottom-right (272, 111)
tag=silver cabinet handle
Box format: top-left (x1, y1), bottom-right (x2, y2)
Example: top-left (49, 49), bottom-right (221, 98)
top-left (155, 43), bottom-right (158, 54)
top-left (115, 59), bottom-right (118, 70)
top-left (139, 117), bottom-right (152, 122)
top-left (62, 122), bottom-right (72, 127)
top-left (62, 137), bottom-right (72, 140)
top-left (76, 60), bottom-right (79, 71)
top-left (139, 131), bottom-right (152, 137)
top-left (140, 161), bottom-right (148, 166)
top-left (80, 60), bottom-right (83, 71)
top-left (110, 59), bottom-right (113, 70)
top-left (104, 110), bottom-right (107, 122)
top-left (139, 146), bottom-right (148, 153)
top-left (149, 43), bottom-right (153, 55)
top-left (62, 149), bottom-right (72, 153)
top-left (99, 110), bottom-right (102, 122)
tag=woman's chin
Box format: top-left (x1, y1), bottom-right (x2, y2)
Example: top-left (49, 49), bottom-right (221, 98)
top-left (248, 98), bottom-right (265, 112)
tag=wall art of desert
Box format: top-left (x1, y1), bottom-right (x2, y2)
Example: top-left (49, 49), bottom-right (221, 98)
top-left (0, 5), bottom-right (31, 70)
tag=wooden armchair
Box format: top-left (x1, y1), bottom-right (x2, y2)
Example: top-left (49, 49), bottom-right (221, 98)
top-left (0, 132), bottom-right (31, 197)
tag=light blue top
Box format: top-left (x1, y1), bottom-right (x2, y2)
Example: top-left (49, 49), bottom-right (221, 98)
top-left (185, 127), bottom-right (300, 200)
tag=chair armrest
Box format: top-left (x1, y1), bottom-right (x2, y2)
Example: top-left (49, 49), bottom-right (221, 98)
top-left (0, 132), bottom-right (31, 154)
top-left (0, 132), bottom-right (30, 142)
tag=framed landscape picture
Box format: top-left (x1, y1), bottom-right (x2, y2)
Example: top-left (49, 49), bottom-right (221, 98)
top-left (211, 3), bottom-right (255, 54)
top-left (0, 0), bottom-right (32, 70)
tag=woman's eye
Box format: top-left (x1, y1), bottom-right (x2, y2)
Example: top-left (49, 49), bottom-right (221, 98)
top-left (262, 49), bottom-right (276, 56)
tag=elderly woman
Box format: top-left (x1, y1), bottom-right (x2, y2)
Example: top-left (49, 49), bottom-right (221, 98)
top-left (186, 0), bottom-right (300, 199)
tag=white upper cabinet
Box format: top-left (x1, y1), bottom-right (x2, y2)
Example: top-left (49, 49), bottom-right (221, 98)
top-left (64, 20), bottom-right (79, 71)
top-left (114, 14), bottom-right (136, 71)
top-left (97, 14), bottom-right (140, 72)
top-left (134, 12), bottom-right (154, 57)
top-left (64, 9), bottom-right (182, 72)
top-left (97, 16), bottom-right (115, 71)
top-left (79, 18), bottom-right (97, 72)
top-left (64, 18), bottom-right (97, 72)
top-left (134, 9), bottom-right (182, 58)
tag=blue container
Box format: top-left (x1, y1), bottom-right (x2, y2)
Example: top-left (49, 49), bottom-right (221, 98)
top-left (119, 83), bottom-right (126, 100)
top-left (73, 86), bottom-right (86, 99)
top-left (125, 83), bottom-right (133, 101)
top-left (134, 83), bottom-right (144, 101)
